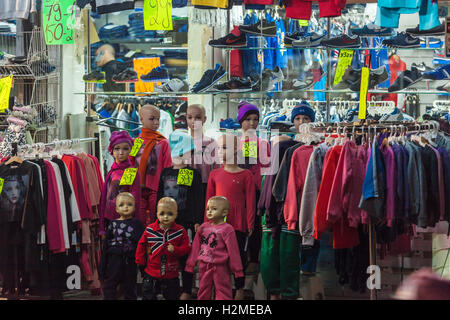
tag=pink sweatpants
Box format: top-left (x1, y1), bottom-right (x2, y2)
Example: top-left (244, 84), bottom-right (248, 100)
top-left (197, 262), bottom-right (233, 300)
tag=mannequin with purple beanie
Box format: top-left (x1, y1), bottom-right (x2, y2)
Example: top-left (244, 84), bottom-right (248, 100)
top-left (99, 131), bottom-right (142, 234)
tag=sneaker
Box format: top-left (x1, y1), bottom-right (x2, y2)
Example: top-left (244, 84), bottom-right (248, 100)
top-left (433, 51), bottom-right (450, 65)
top-left (191, 63), bottom-right (226, 93)
top-left (321, 34), bottom-right (361, 48)
top-left (209, 31), bottom-right (247, 48)
top-left (267, 66), bottom-right (284, 90)
top-left (437, 81), bottom-right (450, 92)
top-left (333, 66), bottom-right (361, 90)
top-left (83, 71), bottom-right (106, 83)
top-left (411, 62), bottom-right (433, 73)
top-left (292, 33), bottom-right (326, 48)
top-left (284, 31), bottom-right (305, 47)
top-left (405, 22), bottom-right (445, 36)
top-left (351, 23), bottom-right (393, 37)
top-left (214, 77), bottom-right (252, 92)
top-left (238, 20), bottom-right (277, 37)
top-left (382, 32), bottom-right (420, 48)
top-left (112, 69), bottom-right (139, 83)
top-left (422, 64), bottom-right (450, 80)
top-left (388, 67), bottom-right (423, 92)
top-left (154, 78), bottom-right (189, 92)
top-left (348, 66), bottom-right (389, 91)
top-left (220, 118), bottom-right (241, 129)
top-left (141, 67), bottom-right (170, 82)
top-left (420, 37), bottom-right (443, 48)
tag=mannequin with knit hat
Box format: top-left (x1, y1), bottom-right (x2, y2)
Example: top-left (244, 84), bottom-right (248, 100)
top-left (157, 129), bottom-right (204, 300)
top-left (99, 130), bottom-right (142, 235)
top-left (130, 104), bottom-right (172, 226)
top-left (236, 101), bottom-right (271, 299)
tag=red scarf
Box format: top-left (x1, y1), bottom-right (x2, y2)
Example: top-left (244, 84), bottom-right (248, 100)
top-left (135, 128), bottom-right (165, 185)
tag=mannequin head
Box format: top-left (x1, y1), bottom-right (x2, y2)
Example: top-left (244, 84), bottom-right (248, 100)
top-left (115, 192), bottom-right (135, 220)
top-left (139, 104), bottom-right (160, 131)
top-left (96, 44), bottom-right (116, 67)
top-left (108, 130), bottom-right (133, 163)
top-left (186, 104), bottom-right (206, 136)
top-left (291, 101), bottom-right (315, 133)
top-left (157, 197), bottom-right (178, 230)
top-left (206, 196), bottom-right (229, 225)
top-left (217, 134), bottom-right (238, 164)
top-left (237, 101), bottom-right (260, 135)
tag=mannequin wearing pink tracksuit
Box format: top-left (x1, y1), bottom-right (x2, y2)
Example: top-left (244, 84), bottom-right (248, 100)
top-left (185, 196), bottom-right (244, 300)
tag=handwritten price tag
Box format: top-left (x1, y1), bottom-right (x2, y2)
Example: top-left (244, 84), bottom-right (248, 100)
top-left (177, 169), bottom-right (194, 187)
top-left (0, 76), bottom-right (12, 113)
top-left (144, 0), bottom-right (173, 31)
top-left (119, 168), bottom-right (138, 186)
top-left (0, 178), bottom-right (4, 194)
top-left (43, 0), bottom-right (76, 45)
top-left (242, 141), bottom-right (258, 159)
top-left (333, 49), bottom-right (354, 86)
top-left (129, 138), bottom-right (144, 157)
top-left (358, 67), bottom-right (370, 120)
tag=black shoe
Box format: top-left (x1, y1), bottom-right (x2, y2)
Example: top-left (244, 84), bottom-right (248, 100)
top-left (321, 34), bottom-right (361, 48)
top-left (238, 20), bottom-right (277, 37)
top-left (140, 67), bottom-right (170, 82)
top-left (284, 31), bottom-right (304, 47)
top-left (388, 67), bottom-right (422, 92)
top-left (191, 63), bottom-right (226, 93)
top-left (411, 62), bottom-right (433, 73)
top-left (83, 71), bottom-right (106, 83)
top-left (209, 31), bottom-right (247, 48)
top-left (344, 66), bottom-right (389, 91)
top-left (112, 69), bottom-right (139, 83)
top-left (405, 22), bottom-right (445, 36)
top-left (214, 77), bottom-right (252, 92)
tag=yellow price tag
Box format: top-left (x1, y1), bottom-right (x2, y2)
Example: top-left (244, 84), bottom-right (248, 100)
top-left (119, 168), bottom-right (138, 186)
top-left (243, 141), bottom-right (258, 158)
top-left (0, 75), bottom-right (13, 113)
top-left (144, 0), bottom-right (173, 31)
top-left (0, 178), bottom-right (4, 194)
top-left (177, 169), bottom-right (194, 187)
top-left (129, 138), bottom-right (144, 157)
top-left (298, 20), bottom-right (309, 27)
top-left (358, 67), bottom-right (370, 120)
top-left (333, 49), bottom-right (354, 86)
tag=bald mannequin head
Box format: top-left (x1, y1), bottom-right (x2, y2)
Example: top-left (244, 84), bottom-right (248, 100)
top-left (186, 104), bottom-right (207, 134)
top-left (206, 196), bottom-right (230, 224)
top-left (140, 104), bottom-right (160, 131)
top-left (157, 197), bottom-right (178, 229)
top-left (96, 44), bottom-right (115, 67)
top-left (217, 134), bottom-right (238, 164)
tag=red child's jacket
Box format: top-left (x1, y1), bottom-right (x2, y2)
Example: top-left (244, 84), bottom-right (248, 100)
top-left (135, 221), bottom-right (191, 279)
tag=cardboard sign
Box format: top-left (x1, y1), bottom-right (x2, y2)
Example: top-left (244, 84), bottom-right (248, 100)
top-left (42, 0), bottom-right (76, 45)
top-left (119, 168), bottom-right (138, 186)
top-left (333, 49), bottom-right (354, 86)
top-left (144, 0), bottom-right (173, 31)
top-left (129, 138), bottom-right (144, 157)
top-left (177, 169), bottom-right (194, 187)
top-left (243, 141), bottom-right (258, 158)
top-left (358, 67), bottom-right (370, 120)
top-left (0, 75), bottom-right (12, 113)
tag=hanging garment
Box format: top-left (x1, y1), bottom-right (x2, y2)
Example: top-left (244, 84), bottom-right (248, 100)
top-left (238, 136), bottom-right (271, 191)
top-left (285, 0), bottom-right (346, 20)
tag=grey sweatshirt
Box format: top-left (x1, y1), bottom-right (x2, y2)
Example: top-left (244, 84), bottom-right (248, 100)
top-left (0, 0), bottom-right (37, 20)
top-left (299, 144), bottom-right (329, 246)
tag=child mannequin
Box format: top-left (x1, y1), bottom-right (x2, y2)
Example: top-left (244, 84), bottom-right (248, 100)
top-left (99, 130), bottom-right (142, 234)
top-left (205, 133), bottom-right (256, 300)
top-left (291, 100), bottom-right (315, 135)
top-left (99, 192), bottom-right (144, 300)
top-left (186, 104), bottom-right (220, 196)
top-left (135, 197), bottom-right (191, 300)
top-left (185, 196), bottom-right (244, 300)
top-left (130, 104), bottom-right (172, 225)
top-left (158, 129), bottom-right (204, 300)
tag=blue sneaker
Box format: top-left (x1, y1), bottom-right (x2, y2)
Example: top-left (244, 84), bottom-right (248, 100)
top-left (382, 32), bottom-right (420, 48)
top-left (422, 64), bottom-right (450, 80)
top-left (351, 24), bottom-right (393, 37)
top-left (420, 37), bottom-right (442, 48)
top-left (220, 118), bottom-right (241, 129)
top-left (292, 32), bottom-right (326, 48)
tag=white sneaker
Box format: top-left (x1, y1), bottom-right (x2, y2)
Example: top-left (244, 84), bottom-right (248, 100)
top-left (268, 66), bottom-right (284, 90)
top-left (154, 78), bottom-right (189, 92)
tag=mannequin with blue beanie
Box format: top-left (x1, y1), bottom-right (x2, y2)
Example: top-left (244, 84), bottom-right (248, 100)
top-left (291, 100), bottom-right (316, 134)
top-left (157, 129), bottom-right (204, 300)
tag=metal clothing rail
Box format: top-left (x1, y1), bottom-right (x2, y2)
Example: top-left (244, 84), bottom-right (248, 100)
top-left (18, 137), bottom-right (98, 151)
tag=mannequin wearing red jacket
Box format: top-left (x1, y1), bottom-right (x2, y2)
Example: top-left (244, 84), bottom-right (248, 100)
top-left (135, 197), bottom-right (191, 300)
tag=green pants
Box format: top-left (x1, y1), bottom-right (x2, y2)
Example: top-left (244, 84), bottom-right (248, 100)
top-left (260, 216), bottom-right (301, 299)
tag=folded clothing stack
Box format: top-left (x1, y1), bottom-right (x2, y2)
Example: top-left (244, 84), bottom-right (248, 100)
top-left (98, 23), bottom-right (129, 40)
top-left (128, 12), bottom-right (156, 39)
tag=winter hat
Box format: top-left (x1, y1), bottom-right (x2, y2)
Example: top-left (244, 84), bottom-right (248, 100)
top-left (108, 130), bottom-right (133, 154)
top-left (290, 100), bottom-right (316, 123)
top-left (237, 101), bottom-right (260, 124)
top-left (169, 129), bottom-right (195, 159)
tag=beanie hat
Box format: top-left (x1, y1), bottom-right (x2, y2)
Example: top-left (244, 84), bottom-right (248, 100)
top-left (169, 129), bottom-right (195, 159)
top-left (290, 100), bottom-right (316, 123)
top-left (108, 130), bottom-right (133, 154)
top-left (237, 101), bottom-right (260, 124)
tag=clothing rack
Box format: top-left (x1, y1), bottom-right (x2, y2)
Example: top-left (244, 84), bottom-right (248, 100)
top-left (18, 137), bottom-right (98, 153)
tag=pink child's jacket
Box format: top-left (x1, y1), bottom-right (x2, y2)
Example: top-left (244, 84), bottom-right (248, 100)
top-left (185, 222), bottom-right (244, 278)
